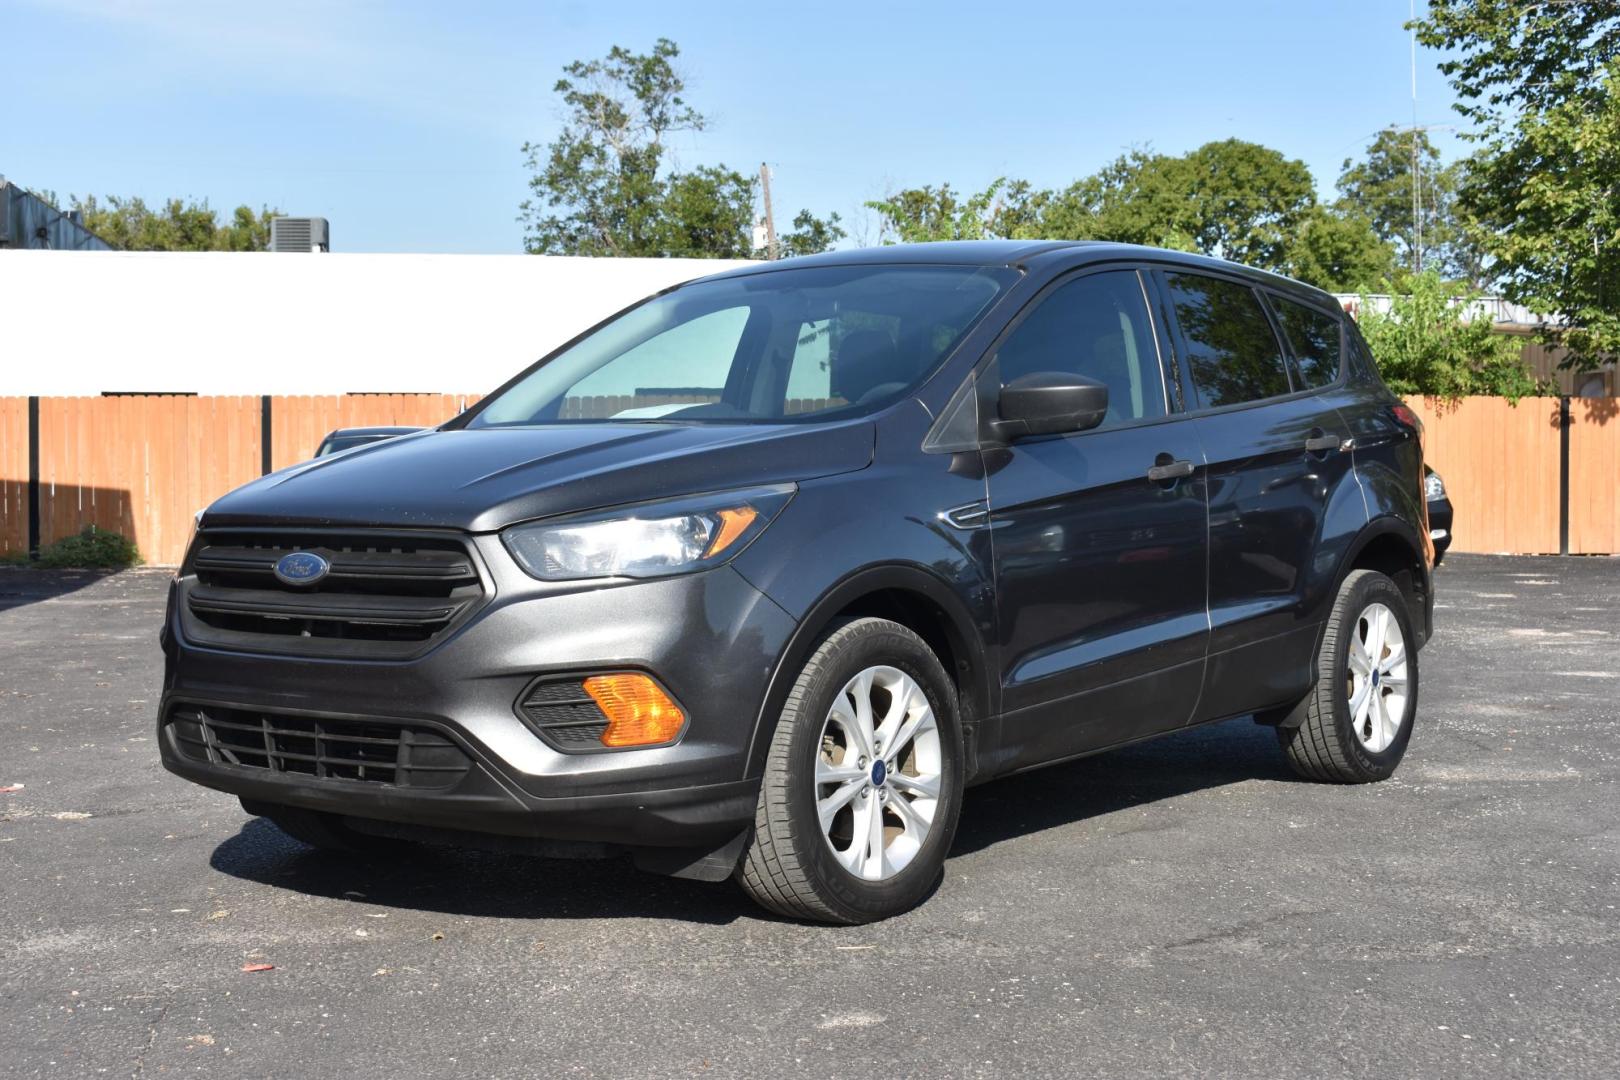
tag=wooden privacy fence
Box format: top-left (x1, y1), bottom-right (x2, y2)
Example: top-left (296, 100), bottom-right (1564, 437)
top-left (1408, 396), bottom-right (1564, 556)
top-left (1, 393), bottom-right (1617, 566)
top-left (1410, 395), bottom-right (1620, 556)
top-left (1568, 397), bottom-right (1620, 553)
top-left (2, 394), bottom-right (478, 566)
top-left (268, 394), bottom-right (473, 472)
top-left (0, 397), bottom-right (28, 557)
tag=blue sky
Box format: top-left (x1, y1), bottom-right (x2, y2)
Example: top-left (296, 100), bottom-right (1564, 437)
top-left (4, 0), bottom-right (1467, 253)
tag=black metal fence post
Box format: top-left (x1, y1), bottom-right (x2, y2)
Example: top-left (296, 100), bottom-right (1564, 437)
top-left (1559, 396), bottom-right (1571, 556)
top-left (26, 395), bottom-right (40, 559)
top-left (260, 395), bottom-right (273, 475)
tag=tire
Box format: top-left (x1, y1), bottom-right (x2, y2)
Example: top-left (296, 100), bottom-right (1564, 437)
top-left (736, 617), bottom-right (965, 924)
top-left (1278, 569), bottom-right (1419, 783)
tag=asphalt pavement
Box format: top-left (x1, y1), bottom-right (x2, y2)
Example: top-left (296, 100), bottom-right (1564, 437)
top-left (1, 555), bottom-right (1616, 1078)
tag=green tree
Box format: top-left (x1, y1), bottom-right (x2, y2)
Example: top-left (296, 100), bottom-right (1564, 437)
top-left (1178, 139), bottom-right (1318, 269)
top-left (1337, 127), bottom-right (1483, 285)
top-left (1045, 141), bottom-right (1321, 270)
top-left (777, 209), bottom-right (847, 259)
top-left (68, 195), bottom-right (276, 251)
top-left (520, 39), bottom-right (840, 259)
top-left (658, 165), bottom-right (757, 259)
top-left (1284, 204), bottom-right (1396, 292)
top-left (865, 180), bottom-right (1010, 243)
top-left (1414, 0), bottom-right (1620, 366)
top-left (865, 140), bottom-right (1399, 281)
top-left (1357, 271), bottom-right (1542, 400)
top-left (1039, 150), bottom-right (1202, 250)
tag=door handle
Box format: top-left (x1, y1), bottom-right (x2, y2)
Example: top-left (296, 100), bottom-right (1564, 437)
top-left (1147, 457), bottom-right (1194, 483)
top-left (1304, 430), bottom-right (1341, 454)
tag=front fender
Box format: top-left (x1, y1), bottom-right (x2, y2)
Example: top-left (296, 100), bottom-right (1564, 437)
top-left (730, 403), bottom-right (999, 780)
top-left (737, 561), bottom-right (996, 781)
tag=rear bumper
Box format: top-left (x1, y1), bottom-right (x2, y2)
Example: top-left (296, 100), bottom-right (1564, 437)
top-left (157, 558), bottom-right (795, 850)
top-left (1428, 496), bottom-right (1453, 562)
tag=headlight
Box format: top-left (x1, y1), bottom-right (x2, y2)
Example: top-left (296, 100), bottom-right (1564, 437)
top-left (502, 484), bottom-right (794, 582)
top-left (1424, 471), bottom-right (1446, 502)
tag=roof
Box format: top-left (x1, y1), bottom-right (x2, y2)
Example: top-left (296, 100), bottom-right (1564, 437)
top-left (688, 239), bottom-right (1342, 309)
top-left (692, 240), bottom-right (1096, 281)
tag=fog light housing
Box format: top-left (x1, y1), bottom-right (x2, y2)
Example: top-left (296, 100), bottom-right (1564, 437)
top-left (582, 674), bottom-right (686, 748)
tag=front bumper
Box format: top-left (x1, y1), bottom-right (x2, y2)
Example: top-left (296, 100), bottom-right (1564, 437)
top-left (158, 553), bottom-right (796, 850)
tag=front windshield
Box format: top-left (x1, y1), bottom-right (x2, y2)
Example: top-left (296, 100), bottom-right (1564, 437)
top-left (469, 264), bottom-right (1018, 427)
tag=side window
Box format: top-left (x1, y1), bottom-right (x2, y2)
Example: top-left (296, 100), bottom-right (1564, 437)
top-left (1270, 295), bottom-right (1343, 389)
top-left (1165, 273), bottom-right (1291, 408)
top-left (995, 271), bottom-right (1166, 429)
top-left (566, 307), bottom-right (749, 416)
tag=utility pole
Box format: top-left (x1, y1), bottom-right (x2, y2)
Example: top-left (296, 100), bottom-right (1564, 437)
top-left (760, 163), bottom-right (779, 261)
top-left (1410, 0), bottom-right (1423, 274)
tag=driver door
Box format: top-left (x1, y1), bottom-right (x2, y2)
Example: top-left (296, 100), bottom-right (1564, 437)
top-left (985, 268), bottom-right (1210, 771)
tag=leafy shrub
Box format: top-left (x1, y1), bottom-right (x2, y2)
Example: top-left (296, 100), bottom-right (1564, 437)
top-left (33, 526), bottom-right (142, 569)
top-left (1357, 272), bottom-right (1547, 402)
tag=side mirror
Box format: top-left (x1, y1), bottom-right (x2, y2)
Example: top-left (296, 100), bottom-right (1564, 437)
top-left (991, 372), bottom-right (1108, 441)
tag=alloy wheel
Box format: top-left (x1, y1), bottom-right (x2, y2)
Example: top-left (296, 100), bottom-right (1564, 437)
top-left (1345, 601), bottom-right (1409, 753)
top-left (815, 665), bottom-right (942, 881)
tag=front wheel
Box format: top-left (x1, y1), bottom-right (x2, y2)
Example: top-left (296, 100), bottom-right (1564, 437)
top-left (1278, 569), bottom-right (1419, 783)
top-left (736, 618), bottom-right (964, 924)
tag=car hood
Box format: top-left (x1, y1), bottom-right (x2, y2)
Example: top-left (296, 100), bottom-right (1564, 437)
top-left (204, 421), bottom-right (876, 532)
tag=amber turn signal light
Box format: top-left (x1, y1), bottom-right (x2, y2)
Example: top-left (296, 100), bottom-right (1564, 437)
top-left (704, 506), bottom-right (759, 558)
top-left (583, 674), bottom-right (686, 747)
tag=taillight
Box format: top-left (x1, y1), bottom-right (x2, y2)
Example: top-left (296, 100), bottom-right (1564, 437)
top-left (1390, 403), bottom-right (1427, 506)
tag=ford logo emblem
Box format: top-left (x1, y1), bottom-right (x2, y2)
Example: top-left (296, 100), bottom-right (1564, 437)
top-left (273, 550), bottom-right (331, 586)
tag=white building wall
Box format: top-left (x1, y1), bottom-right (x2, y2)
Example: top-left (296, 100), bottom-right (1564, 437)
top-left (0, 251), bottom-right (754, 396)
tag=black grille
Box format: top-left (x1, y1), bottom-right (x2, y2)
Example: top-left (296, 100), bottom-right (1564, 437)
top-left (518, 679), bottom-right (610, 748)
top-left (167, 703), bottom-right (471, 789)
top-left (182, 529), bottom-right (484, 659)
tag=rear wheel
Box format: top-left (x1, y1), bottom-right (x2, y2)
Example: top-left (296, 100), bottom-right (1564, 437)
top-left (1279, 569), bottom-right (1418, 783)
top-left (736, 617), bottom-right (964, 924)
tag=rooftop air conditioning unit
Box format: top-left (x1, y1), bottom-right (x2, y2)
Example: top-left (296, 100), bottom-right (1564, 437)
top-left (270, 216), bottom-right (330, 253)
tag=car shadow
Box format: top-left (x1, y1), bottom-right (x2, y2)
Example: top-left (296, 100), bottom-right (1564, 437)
top-left (208, 716), bottom-right (1292, 924)
top-left (952, 716), bottom-right (1296, 856)
top-left (0, 568), bottom-right (123, 612)
top-left (210, 817), bottom-right (763, 925)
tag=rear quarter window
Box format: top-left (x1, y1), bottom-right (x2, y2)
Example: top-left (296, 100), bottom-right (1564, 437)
top-left (1270, 295), bottom-right (1344, 390)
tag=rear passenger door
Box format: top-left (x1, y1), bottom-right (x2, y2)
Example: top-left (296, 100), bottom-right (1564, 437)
top-left (1153, 270), bottom-right (1359, 722)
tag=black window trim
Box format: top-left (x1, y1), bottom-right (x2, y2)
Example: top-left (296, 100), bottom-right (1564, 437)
top-left (1150, 263), bottom-right (1347, 419)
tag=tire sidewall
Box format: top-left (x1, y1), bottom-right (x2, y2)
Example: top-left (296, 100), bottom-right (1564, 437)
top-left (784, 622), bottom-right (964, 921)
top-left (1330, 573), bottom-right (1419, 778)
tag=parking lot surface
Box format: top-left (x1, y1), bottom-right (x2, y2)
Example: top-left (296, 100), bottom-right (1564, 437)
top-left (2, 555), bottom-right (1617, 1078)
